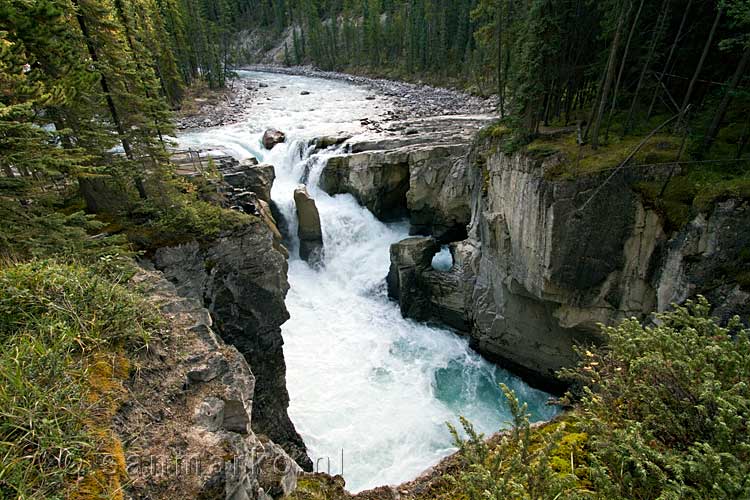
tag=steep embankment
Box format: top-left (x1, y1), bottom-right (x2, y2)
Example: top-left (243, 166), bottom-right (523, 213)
top-left (144, 157), bottom-right (313, 472)
top-left (121, 268), bottom-right (300, 499)
top-left (319, 129), bottom-right (750, 391)
top-left (77, 154), bottom-right (313, 499)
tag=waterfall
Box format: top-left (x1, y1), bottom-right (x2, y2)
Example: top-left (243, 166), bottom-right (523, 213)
top-left (178, 70), bottom-right (556, 493)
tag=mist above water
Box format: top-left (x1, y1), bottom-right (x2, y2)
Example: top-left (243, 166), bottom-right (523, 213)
top-left (179, 71), bottom-right (556, 493)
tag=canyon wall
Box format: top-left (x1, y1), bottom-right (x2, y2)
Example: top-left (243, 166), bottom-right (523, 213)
top-left (148, 159), bottom-right (313, 471)
top-left (323, 136), bottom-right (750, 391)
top-left (122, 269), bottom-right (301, 499)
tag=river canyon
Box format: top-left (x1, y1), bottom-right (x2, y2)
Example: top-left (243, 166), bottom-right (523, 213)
top-left (175, 70), bottom-right (557, 492)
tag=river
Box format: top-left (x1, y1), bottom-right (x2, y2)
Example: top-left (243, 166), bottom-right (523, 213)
top-left (178, 70), bottom-right (556, 492)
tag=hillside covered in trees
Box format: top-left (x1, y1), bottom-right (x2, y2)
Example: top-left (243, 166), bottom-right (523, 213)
top-left (246, 0), bottom-right (750, 155)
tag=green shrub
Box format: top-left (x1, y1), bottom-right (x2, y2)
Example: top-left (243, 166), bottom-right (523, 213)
top-left (0, 198), bottom-right (133, 273)
top-left (561, 297), bottom-right (750, 499)
top-left (448, 386), bottom-right (585, 500)
top-left (123, 176), bottom-right (254, 250)
top-left (450, 299), bottom-right (749, 500)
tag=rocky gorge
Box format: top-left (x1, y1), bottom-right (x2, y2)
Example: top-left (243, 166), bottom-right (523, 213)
top-left (318, 130), bottom-right (750, 392)
top-left (105, 69), bottom-right (748, 497)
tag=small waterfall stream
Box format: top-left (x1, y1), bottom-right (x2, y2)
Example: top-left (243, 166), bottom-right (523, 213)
top-left (179, 71), bottom-right (557, 492)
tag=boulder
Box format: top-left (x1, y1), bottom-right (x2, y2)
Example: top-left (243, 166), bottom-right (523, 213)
top-left (293, 186), bottom-right (324, 267)
top-left (262, 128), bottom-right (286, 150)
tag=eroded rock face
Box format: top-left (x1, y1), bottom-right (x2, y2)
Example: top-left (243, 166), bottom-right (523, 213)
top-left (293, 186), bottom-right (324, 267)
top-left (386, 147), bottom-right (750, 391)
top-left (320, 143), bottom-right (473, 239)
top-left (389, 238), bottom-right (469, 332)
top-left (320, 151), bottom-right (410, 221)
top-left (121, 270), bottom-right (301, 500)
top-left (263, 129), bottom-right (286, 150)
top-left (153, 221), bottom-right (312, 471)
top-left (406, 144), bottom-right (473, 240)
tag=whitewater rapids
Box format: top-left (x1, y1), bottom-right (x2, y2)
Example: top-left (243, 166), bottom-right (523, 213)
top-left (178, 70), bottom-right (556, 492)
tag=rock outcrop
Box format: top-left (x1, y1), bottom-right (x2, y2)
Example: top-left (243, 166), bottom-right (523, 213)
top-left (387, 237), bottom-right (468, 332)
top-left (385, 146), bottom-right (750, 391)
top-left (120, 269), bottom-right (301, 499)
top-left (263, 129), bottom-right (286, 150)
top-left (152, 220), bottom-right (312, 471)
top-left (320, 151), bottom-right (410, 221)
top-left (223, 160), bottom-right (276, 204)
top-left (294, 186), bottom-right (325, 267)
top-left (320, 142), bottom-right (473, 236)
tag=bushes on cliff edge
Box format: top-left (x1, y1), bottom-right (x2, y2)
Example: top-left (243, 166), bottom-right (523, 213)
top-left (450, 298), bottom-right (750, 500)
top-left (0, 261), bottom-right (161, 499)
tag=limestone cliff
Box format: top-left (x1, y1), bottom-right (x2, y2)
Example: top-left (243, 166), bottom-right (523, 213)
top-left (152, 222), bottom-right (311, 470)
top-left (320, 142), bottom-right (474, 240)
top-left (145, 157), bottom-right (313, 470)
top-left (328, 134), bottom-right (749, 391)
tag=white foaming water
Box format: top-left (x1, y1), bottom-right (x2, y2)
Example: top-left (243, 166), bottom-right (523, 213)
top-left (179, 71), bottom-right (557, 492)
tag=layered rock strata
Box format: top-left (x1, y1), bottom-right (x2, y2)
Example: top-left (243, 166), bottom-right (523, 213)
top-left (332, 133), bottom-right (749, 391)
top-left (120, 269), bottom-right (301, 499)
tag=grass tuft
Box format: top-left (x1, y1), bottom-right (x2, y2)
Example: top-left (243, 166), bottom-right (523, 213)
top-left (0, 261), bottom-right (160, 498)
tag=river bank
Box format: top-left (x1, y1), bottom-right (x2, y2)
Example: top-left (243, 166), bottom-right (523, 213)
top-left (175, 65), bottom-right (499, 132)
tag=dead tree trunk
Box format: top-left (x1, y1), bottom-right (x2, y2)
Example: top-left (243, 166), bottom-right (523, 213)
top-left (702, 46), bottom-right (750, 153)
top-left (647, 0), bottom-right (693, 119)
top-left (591, 0), bottom-right (629, 149)
top-left (678, 6), bottom-right (723, 122)
top-left (625, 0), bottom-right (670, 134)
top-left (606, 0), bottom-right (645, 139)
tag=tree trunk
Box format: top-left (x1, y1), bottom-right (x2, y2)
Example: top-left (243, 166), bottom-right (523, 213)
top-left (591, 0), bottom-right (628, 149)
top-left (497, 0), bottom-right (504, 115)
top-left (606, 0), bottom-right (643, 140)
top-left (702, 46), bottom-right (750, 153)
top-left (625, 0), bottom-right (670, 134)
top-left (647, 0), bottom-right (692, 119)
top-left (73, 0), bottom-right (147, 199)
top-left (737, 116), bottom-right (750, 159)
top-left (679, 6), bottom-right (723, 119)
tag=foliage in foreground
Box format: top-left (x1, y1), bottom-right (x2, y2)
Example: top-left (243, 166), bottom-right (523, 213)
top-left (451, 298), bottom-right (750, 500)
top-left (0, 261), bottom-right (161, 499)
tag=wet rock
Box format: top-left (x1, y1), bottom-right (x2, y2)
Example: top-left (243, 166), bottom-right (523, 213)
top-left (294, 186), bottom-right (325, 267)
top-left (263, 128), bottom-right (286, 150)
top-left (387, 237), bottom-right (439, 317)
